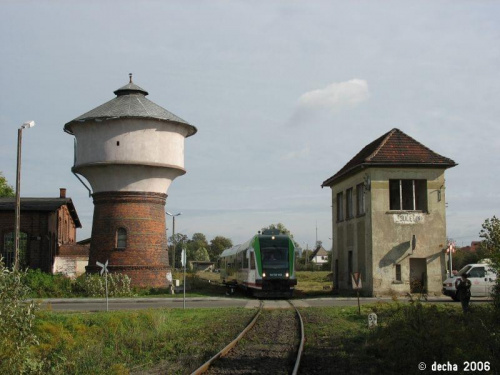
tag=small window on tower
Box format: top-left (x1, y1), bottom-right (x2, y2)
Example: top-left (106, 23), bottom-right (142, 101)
top-left (116, 141), bottom-right (120, 146)
top-left (116, 228), bottom-right (127, 249)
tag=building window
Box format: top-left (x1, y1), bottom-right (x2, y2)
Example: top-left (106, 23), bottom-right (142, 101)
top-left (395, 264), bottom-right (402, 282)
top-left (389, 179), bottom-right (427, 211)
top-left (336, 192), bottom-right (344, 222)
top-left (356, 183), bottom-right (365, 216)
top-left (116, 228), bottom-right (127, 249)
top-left (346, 188), bottom-right (354, 219)
top-left (2, 232), bottom-right (28, 269)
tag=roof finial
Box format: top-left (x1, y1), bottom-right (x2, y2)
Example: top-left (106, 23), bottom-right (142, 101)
top-left (129, 73), bottom-right (133, 83)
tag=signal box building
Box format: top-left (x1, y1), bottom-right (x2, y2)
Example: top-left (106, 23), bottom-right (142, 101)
top-left (64, 75), bottom-right (196, 288)
top-left (322, 129), bottom-right (457, 296)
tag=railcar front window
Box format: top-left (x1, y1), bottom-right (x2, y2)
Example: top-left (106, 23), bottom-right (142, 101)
top-left (261, 247), bottom-right (288, 269)
top-left (259, 236), bottom-right (290, 269)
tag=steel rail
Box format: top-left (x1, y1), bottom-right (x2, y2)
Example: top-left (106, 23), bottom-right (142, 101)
top-left (190, 300), bottom-right (263, 375)
top-left (288, 300), bottom-right (305, 375)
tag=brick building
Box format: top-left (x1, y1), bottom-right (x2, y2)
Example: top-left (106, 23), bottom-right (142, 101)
top-left (322, 129), bottom-right (457, 296)
top-left (0, 188), bottom-right (87, 275)
top-left (64, 75), bottom-right (197, 287)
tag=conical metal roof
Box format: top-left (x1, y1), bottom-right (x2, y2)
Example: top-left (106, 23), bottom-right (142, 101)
top-left (64, 74), bottom-right (197, 137)
top-left (113, 81), bottom-right (149, 96)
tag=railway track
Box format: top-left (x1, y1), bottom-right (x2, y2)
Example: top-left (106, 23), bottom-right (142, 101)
top-left (191, 300), bottom-right (305, 375)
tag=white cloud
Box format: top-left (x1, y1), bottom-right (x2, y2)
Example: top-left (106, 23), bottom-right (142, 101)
top-left (296, 79), bottom-right (370, 114)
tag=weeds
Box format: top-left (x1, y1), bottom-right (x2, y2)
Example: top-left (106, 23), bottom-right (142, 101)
top-left (29, 308), bottom-right (255, 374)
top-left (0, 259), bottom-right (42, 374)
top-left (300, 302), bottom-right (500, 375)
top-left (22, 270), bottom-right (133, 298)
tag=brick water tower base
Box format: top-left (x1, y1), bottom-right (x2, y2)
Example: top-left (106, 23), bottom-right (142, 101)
top-left (85, 191), bottom-right (170, 288)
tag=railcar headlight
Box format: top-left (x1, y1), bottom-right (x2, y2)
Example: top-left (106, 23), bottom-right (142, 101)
top-left (262, 272), bottom-right (266, 278)
top-left (285, 272), bottom-right (289, 278)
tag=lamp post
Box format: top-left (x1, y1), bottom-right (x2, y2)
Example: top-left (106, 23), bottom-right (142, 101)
top-left (166, 211), bottom-right (181, 269)
top-left (14, 121), bottom-right (35, 271)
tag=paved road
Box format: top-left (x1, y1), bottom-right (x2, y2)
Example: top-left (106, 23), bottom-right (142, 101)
top-left (39, 296), bottom-right (492, 312)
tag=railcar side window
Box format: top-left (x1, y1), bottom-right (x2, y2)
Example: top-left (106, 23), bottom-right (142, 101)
top-left (244, 250), bottom-right (249, 269)
top-left (250, 252), bottom-right (255, 270)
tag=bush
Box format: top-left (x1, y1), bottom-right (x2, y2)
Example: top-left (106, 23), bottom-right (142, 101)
top-left (368, 300), bottom-right (500, 373)
top-left (0, 259), bottom-right (42, 373)
top-left (73, 273), bottom-right (133, 297)
top-left (22, 269), bottom-right (73, 298)
top-left (479, 216), bottom-right (500, 309)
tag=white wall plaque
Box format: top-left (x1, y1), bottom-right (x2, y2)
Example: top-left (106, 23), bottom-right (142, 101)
top-left (393, 213), bottom-right (424, 225)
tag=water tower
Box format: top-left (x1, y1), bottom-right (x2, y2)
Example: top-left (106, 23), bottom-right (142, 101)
top-left (64, 74), bottom-right (196, 287)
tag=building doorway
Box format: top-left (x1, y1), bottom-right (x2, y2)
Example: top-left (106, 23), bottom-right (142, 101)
top-left (409, 258), bottom-right (427, 293)
top-left (334, 259), bottom-right (339, 291)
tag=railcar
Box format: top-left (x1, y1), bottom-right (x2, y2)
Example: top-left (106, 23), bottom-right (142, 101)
top-left (219, 230), bottom-right (297, 297)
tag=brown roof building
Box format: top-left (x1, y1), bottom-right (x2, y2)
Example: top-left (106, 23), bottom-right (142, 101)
top-left (0, 188), bottom-right (88, 277)
top-left (323, 129), bottom-right (456, 296)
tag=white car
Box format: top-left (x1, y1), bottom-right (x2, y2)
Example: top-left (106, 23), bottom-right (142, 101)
top-left (442, 263), bottom-right (497, 301)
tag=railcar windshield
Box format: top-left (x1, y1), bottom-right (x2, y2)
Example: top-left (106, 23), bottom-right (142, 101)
top-left (260, 237), bottom-right (289, 269)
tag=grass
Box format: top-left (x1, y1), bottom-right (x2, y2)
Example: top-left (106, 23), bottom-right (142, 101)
top-left (300, 301), bottom-right (500, 374)
top-left (25, 300), bottom-right (500, 374)
top-left (195, 270), bottom-right (335, 298)
top-left (24, 269), bottom-right (335, 299)
top-left (134, 271), bottom-right (230, 298)
top-left (31, 307), bottom-right (256, 375)
top-left (294, 271), bottom-right (333, 297)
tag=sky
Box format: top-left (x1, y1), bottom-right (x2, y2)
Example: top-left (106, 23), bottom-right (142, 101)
top-left (1, 0), bottom-right (499, 250)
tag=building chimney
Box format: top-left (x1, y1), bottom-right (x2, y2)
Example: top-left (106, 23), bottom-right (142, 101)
top-left (59, 188), bottom-right (67, 198)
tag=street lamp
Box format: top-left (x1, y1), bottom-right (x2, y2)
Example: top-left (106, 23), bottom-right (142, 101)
top-left (14, 120), bottom-right (35, 271)
top-left (166, 211), bottom-right (182, 269)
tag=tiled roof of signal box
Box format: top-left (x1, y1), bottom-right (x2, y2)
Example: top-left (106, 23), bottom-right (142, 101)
top-left (321, 128), bottom-right (457, 187)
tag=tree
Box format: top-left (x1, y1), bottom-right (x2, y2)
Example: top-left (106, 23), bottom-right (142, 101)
top-left (261, 223), bottom-right (300, 248)
top-left (479, 216), bottom-right (500, 309)
top-left (168, 233), bottom-right (188, 268)
top-left (452, 247), bottom-right (482, 271)
top-left (209, 236), bottom-right (233, 261)
top-left (480, 216), bottom-right (500, 262)
top-left (183, 233), bottom-right (210, 267)
top-left (192, 232), bottom-right (208, 244)
top-left (0, 172), bottom-right (14, 197)
top-left (192, 247), bottom-right (210, 262)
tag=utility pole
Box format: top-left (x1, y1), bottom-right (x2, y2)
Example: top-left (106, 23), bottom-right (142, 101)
top-left (14, 121), bottom-right (35, 271)
top-left (315, 221), bottom-right (318, 247)
top-left (166, 212), bottom-right (181, 269)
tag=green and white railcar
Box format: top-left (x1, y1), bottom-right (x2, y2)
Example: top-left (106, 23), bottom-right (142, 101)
top-left (219, 231), bottom-right (297, 297)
